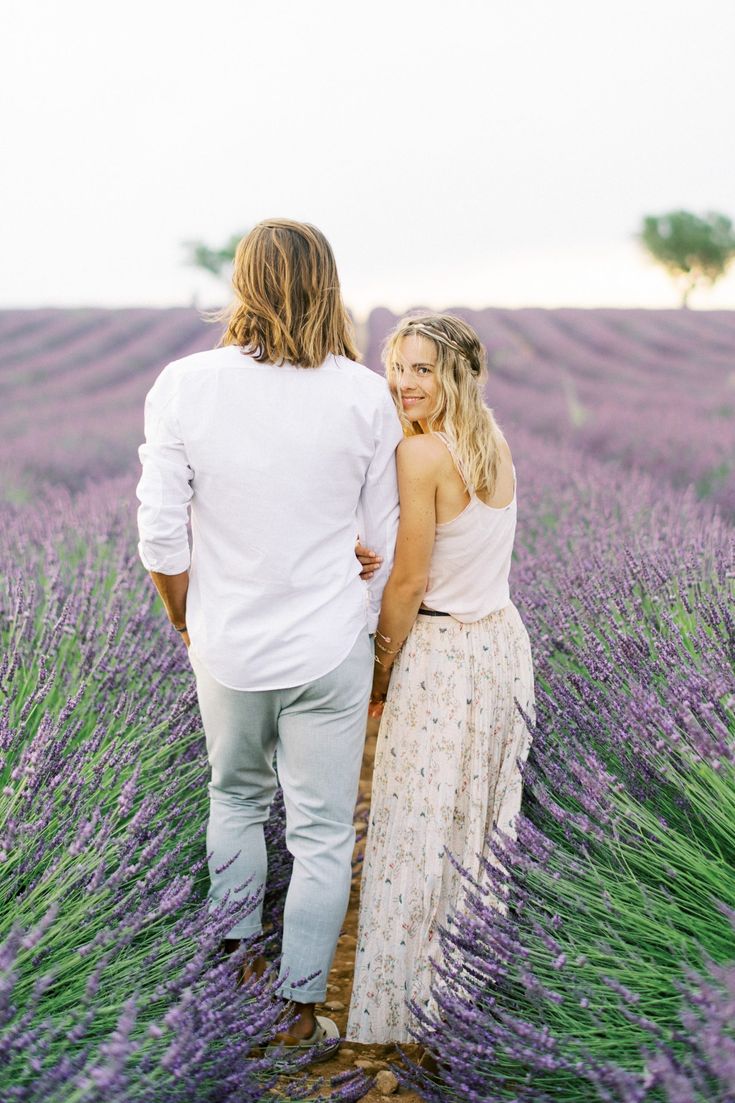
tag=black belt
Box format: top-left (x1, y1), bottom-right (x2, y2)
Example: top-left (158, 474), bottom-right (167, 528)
top-left (418, 607), bottom-right (451, 616)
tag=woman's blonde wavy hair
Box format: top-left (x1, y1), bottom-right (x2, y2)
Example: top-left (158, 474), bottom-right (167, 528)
top-left (383, 313), bottom-right (505, 497)
top-left (218, 219), bottom-right (359, 368)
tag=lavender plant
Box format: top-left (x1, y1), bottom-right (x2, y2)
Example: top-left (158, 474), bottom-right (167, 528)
top-left (0, 482), bottom-right (367, 1102)
top-left (404, 458), bottom-right (735, 1102)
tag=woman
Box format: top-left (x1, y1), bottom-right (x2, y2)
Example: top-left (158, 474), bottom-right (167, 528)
top-left (347, 313), bottom-right (535, 1044)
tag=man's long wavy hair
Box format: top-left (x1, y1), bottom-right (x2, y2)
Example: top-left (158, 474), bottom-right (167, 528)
top-left (218, 219), bottom-right (359, 368)
top-left (383, 313), bottom-right (506, 498)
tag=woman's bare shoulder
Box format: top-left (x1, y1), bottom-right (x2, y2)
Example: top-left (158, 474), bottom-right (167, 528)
top-left (397, 434), bottom-right (448, 469)
top-left (395, 432), bottom-right (445, 458)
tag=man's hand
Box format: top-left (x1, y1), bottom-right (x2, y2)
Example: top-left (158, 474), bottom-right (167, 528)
top-left (355, 538), bottom-right (382, 581)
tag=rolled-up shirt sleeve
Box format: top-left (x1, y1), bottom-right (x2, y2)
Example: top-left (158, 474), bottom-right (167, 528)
top-left (136, 366), bottom-right (193, 574)
top-left (359, 388), bottom-right (403, 632)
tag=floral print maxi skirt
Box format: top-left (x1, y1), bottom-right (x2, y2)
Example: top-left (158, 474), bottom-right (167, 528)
top-left (346, 601), bottom-right (535, 1044)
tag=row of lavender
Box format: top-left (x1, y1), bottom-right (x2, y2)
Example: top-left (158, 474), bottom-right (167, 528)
top-left (0, 478), bottom-right (370, 1102)
top-left (406, 431), bottom-right (735, 1102)
top-left (0, 309), bottom-right (211, 496)
top-left (2, 306), bottom-right (734, 517)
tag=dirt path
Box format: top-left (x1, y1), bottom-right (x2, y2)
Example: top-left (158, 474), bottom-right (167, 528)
top-left (293, 715), bottom-right (427, 1102)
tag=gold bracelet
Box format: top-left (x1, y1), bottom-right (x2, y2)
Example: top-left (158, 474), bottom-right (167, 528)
top-left (375, 639), bottom-right (402, 655)
top-left (374, 655), bottom-right (391, 669)
top-left (375, 629), bottom-right (393, 645)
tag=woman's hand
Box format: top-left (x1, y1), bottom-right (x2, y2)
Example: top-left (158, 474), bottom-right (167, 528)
top-left (355, 538), bottom-right (382, 580)
top-left (368, 696), bottom-right (385, 719)
top-left (369, 657), bottom-right (392, 717)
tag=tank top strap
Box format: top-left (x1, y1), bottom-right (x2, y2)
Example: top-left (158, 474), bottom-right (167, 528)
top-left (433, 431), bottom-right (474, 495)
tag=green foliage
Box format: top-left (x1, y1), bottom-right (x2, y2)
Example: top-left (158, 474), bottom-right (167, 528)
top-left (639, 209), bottom-right (735, 307)
top-left (182, 232), bottom-right (247, 278)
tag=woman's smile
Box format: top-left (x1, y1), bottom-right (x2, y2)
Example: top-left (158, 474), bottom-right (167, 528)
top-left (395, 334), bottom-right (439, 423)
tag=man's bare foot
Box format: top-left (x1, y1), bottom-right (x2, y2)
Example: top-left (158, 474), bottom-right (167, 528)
top-left (272, 1000), bottom-right (317, 1043)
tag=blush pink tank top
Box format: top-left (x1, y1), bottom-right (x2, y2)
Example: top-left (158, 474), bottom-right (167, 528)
top-left (421, 432), bottom-right (517, 622)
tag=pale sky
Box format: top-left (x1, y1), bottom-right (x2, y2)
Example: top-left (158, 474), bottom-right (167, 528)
top-left (3, 0), bottom-right (735, 316)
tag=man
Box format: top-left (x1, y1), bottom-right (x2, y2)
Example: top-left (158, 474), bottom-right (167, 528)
top-left (136, 219), bottom-right (402, 1054)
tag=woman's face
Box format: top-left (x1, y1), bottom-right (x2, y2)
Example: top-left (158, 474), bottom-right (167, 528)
top-left (393, 334), bottom-right (440, 426)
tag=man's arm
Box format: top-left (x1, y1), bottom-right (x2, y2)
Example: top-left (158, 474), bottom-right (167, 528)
top-left (357, 388), bottom-right (404, 632)
top-left (136, 367), bottom-right (194, 639)
top-left (149, 570), bottom-right (189, 631)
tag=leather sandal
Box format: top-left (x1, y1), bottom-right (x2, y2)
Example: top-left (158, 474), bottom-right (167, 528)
top-left (268, 1015), bottom-right (341, 1064)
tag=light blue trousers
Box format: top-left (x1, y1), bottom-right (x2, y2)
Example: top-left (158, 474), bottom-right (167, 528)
top-left (190, 629), bottom-right (372, 1003)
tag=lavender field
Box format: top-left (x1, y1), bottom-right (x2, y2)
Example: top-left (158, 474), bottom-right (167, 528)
top-left (1, 307), bottom-right (734, 1102)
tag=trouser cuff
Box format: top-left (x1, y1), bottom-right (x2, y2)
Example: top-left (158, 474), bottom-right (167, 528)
top-left (278, 981), bottom-right (327, 1004)
top-left (225, 921), bottom-right (263, 940)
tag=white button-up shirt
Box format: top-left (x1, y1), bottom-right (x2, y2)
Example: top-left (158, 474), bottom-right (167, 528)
top-left (136, 346), bottom-right (402, 691)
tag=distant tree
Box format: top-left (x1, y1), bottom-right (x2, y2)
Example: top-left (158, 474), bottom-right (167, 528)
top-left (639, 210), bottom-right (735, 307)
top-left (183, 232), bottom-right (246, 278)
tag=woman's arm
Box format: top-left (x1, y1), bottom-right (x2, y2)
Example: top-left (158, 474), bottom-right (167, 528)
top-left (371, 436), bottom-right (442, 706)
